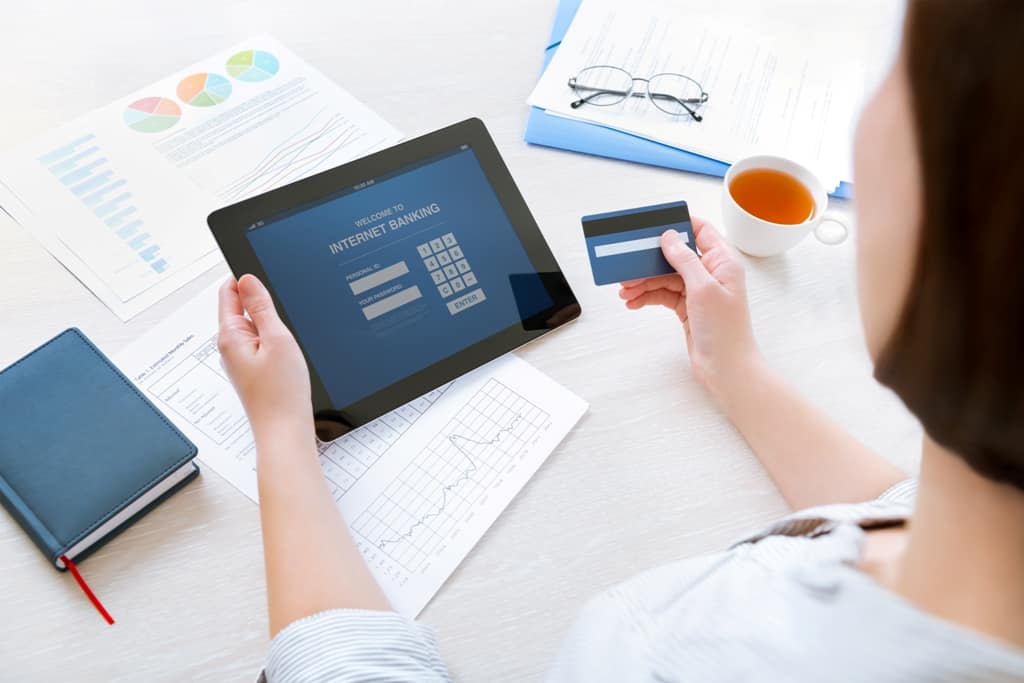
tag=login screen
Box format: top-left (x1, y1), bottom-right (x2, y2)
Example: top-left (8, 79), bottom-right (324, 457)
top-left (247, 146), bottom-right (550, 408)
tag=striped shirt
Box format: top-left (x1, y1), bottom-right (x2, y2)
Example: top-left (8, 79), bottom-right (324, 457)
top-left (261, 480), bottom-right (1024, 682)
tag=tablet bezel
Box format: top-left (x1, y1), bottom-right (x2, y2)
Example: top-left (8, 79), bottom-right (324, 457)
top-left (208, 118), bottom-right (580, 434)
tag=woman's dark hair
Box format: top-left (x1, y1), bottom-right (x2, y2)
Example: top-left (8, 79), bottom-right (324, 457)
top-left (875, 0), bottom-right (1024, 490)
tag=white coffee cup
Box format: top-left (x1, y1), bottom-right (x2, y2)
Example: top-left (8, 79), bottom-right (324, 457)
top-left (721, 155), bottom-right (849, 257)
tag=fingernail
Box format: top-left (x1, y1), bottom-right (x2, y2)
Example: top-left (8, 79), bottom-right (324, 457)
top-left (662, 229), bottom-right (686, 252)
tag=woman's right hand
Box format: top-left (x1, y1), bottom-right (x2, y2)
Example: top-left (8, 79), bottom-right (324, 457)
top-left (619, 217), bottom-right (762, 402)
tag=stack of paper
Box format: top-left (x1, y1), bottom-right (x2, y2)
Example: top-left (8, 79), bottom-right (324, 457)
top-left (527, 0), bottom-right (904, 191)
top-left (115, 282), bottom-right (588, 616)
top-left (0, 36), bottom-right (402, 320)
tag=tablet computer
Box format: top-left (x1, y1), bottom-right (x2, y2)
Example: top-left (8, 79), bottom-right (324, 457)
top-left (208, 118), bottom-right (580, 437)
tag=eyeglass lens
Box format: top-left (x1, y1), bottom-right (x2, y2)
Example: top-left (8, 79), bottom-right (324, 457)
top-left (646, 74), bottom-right (705, 116)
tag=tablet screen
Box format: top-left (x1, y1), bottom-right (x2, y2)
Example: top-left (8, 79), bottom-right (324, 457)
top-left (246, 145), bottom-right (553, 409)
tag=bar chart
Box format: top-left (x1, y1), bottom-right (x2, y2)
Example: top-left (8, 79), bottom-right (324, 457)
top-left (37, 134), bottom-right (168, 273)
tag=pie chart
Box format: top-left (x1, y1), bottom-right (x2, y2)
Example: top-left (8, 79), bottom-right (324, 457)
top-left (177, 73), bottom-right (233, 107)
top-left (226, 49), bottom-right (280, 82)
top-left (124, 97), bottom-right (181, 133)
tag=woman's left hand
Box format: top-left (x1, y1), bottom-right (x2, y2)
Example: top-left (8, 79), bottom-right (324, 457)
top-left (217, 275), bottom-right (312, 437)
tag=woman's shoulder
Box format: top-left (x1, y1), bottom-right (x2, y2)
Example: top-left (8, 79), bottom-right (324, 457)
top-left (547, 489), bottom-right (898, 681)
top-left (739, 479), bottom-right (917, 542)
top-left (576, 480), bottom-right (922, 621)
top-left (547, 479), bottom-right (1022, 682)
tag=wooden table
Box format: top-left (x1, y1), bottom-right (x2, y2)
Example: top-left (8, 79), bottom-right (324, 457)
top-left (0, 2), bottom-right (921, 680)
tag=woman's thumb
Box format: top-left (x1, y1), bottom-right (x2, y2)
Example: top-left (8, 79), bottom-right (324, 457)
top-left (237, 274), bottom-right (287, 337)
top-left (661, 230), bottom-right (711, 289)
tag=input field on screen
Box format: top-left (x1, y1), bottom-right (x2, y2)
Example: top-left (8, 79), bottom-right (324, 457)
top-left (362, 286), bottom-right (423, 321)
top-left (593, 232), bottom-right (688, 257)
top-left (349, 261), bottom-right (410, 295)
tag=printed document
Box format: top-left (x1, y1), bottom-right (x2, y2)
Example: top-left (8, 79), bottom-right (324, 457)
top-left (115, 282), bottom-right (587, 616)
top-left (0, 36), bottom-right (401, 320)
top-left (528, 0), bottom-right (901, 189)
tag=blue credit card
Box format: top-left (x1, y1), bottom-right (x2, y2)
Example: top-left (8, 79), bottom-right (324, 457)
top-left (582, 200), bottom-right (694, 285)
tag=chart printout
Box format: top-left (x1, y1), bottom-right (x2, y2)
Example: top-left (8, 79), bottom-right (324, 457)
top-left (0, 36), bottom-right (402, 320)
top-left (114, 282), bottom-right (587, 615)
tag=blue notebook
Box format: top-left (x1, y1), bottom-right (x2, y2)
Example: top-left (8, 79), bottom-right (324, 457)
top-left (524, 0), bottom-right (854, 199)
top-left (0, 329), bottom-right (198, 575)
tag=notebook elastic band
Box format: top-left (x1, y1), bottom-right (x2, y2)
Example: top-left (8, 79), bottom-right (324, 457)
top-left (60, 555), bottom-right (115, 625)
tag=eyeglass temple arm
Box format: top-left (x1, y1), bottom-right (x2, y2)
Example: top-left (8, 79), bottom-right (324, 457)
top-left (647, 91), bottom-right (706, 121)
top-left (567, 79), bottom-right (630, 108)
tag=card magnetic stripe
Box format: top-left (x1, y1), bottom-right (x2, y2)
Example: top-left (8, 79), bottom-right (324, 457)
top-left (582, 201), bottom-right (690, 237)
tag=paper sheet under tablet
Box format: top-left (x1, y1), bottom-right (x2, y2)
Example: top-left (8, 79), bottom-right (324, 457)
top-left (114, 282), bottom-right (587, 616)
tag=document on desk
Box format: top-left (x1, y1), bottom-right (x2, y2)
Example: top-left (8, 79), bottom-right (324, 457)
top-left (0, 36), bottom-right (401, 320)
top-left (528, 0), bottom-right (898, 189)
top-left (114, 282), bottom-right (587, 616)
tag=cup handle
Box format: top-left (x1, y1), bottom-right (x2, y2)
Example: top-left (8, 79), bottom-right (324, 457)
top-left (813, 212), bottom-right (849, 246)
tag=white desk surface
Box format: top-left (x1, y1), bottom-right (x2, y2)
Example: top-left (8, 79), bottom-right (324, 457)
top-left (0, 2), bottom-right (922, 680)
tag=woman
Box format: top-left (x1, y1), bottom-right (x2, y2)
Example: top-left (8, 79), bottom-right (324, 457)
top-left (220, 1), bottom-right (1024, 680)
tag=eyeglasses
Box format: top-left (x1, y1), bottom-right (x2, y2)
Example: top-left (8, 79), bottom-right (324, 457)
top-left (567, 65), bottom-right (709, 121)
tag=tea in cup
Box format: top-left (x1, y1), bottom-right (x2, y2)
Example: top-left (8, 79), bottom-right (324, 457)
top-left (722, 155), bottom-right (849, 256)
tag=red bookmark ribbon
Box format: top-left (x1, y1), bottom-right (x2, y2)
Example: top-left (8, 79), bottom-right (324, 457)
top-left (60, 555), bottom-right (115, 625)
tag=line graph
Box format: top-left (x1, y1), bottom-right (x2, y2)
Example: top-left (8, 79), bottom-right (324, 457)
top-left (375, 413), bottom-right (524, 550)
top-left (218, 107), bottom-right (365, 201)
top-left (353, 379), bottom-right (550, 572)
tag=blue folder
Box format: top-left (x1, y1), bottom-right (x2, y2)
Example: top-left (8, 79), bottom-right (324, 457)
top-left (524, 0), bottom-right (853, 199)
